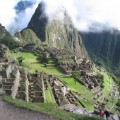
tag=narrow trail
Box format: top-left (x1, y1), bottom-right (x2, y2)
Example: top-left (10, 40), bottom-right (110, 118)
top-left (0, 96), bottom-right (57, 120)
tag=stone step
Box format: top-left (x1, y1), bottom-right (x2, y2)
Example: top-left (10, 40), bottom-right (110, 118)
top-left (3, 82), bottom-right (14, 85)
top-left (3, 85), bottom-right (12, 89)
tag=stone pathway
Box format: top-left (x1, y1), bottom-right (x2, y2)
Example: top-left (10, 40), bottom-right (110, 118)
top-left (0, 96), bottom-right (57, 120)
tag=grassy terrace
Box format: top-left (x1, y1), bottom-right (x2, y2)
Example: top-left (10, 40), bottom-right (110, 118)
top-left (3, 95), bottom-right (102, 120)
top-left (59, 77), bottom-right (91, 95)
top-left (93, 66), bottom-right (114, 109)
top-left (12, 51), bottom-right (96, 109)
top-left (12, 51), bottom-right (62, 75)
top-left (44, 84), bottom-right (56, 103)
top-left (59, 77), bottom-right (95, 110)
top-left (93, 66), bottom-right (113, 97)
top-left (102, 72), bottom-right (113, 96)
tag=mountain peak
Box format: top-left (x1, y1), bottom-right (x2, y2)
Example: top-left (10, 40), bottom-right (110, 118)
top-left (27, 2), bottom-right (87, 58)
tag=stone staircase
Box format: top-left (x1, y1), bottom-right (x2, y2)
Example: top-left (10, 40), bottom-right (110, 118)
top-left (29, 83), bottom-right (34, 102)
top-left (2, 78), bottom-right (14, 95)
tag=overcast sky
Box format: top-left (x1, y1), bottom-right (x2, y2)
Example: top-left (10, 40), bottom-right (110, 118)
top-left (0, 0), bottom-right (120, 33)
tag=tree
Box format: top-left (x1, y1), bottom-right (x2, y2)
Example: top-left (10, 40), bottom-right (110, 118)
top-left (38, 53), bottom-right (49, 67)
top-left (17, 57), bottom-right (24, 64)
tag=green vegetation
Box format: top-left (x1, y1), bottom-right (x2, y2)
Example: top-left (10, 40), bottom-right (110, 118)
top-left (93, 66), bottom-right (113, 97)
top-left (59, 77), bottom-right (95, 110)
top-left (44, 84), bottom-right (56, 103)
top-left (17, 57), bottom-right (25, 64)
top-left (80, 100), bottom-right (94, 110)
top-left (72, 71), bottom-right (81, 78)
top-left (3, 95), bottom-right (102, 120)
top-left (102, 72), bottom-right (113, 96)
top-left (12, 51), bottom-right (62, 75)
top-left (60, 77), bottom-right (92, 95)
top-left (0, 33), bottom-right (20, 49)
top-left (116, 99), bottom-right (120, 107)
top-left (15, 28), bottom-right (41, 45)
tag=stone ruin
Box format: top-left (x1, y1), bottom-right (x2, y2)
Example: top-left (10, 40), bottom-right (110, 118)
top-left (58, 61), bottom-right (74, 74)
top-left (0, 62), bottom-right (44, 103)
top-left (77, 71), bottom-right (101, 90)
top-left (49, 77), bottom-right (80, 106)
top-left (0, 62), bottom-right (82, 107)
top-left (58, 58), bottom-right (92, 75)
top-left (21, 46), bottom-right (92, 76)
top-left (0, 44), bottom-right (11, 63)
top-left (32, 46), bottom-right (103, 107)
top-left (19, 45), bottom-right (93, 76)
top-left (44, 47), bottom-right (92, 75)
top-left (45, 47), bottom-right (73, 59)
top-left (0, 45), bottom-right (113, 110)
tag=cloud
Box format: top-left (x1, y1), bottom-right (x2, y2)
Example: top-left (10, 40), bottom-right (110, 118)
top-left (9, 0), bottom-right (41, 34)
top-left (43, 0), bottom-right (120, 31)
top-left (0, 0), bottom-right (120, 33)
top-left (0, 0), bottom-right (19, 29)
top-left (0, 0), bottom-right (41, 34)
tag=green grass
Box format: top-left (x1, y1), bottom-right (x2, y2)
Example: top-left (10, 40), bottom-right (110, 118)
top-left (93, 66), bottom-right (113, 97)
top-left (80, 100), bottom-right (94, 110)
top-left (3, 95), bottom-right (102, 120)
top-left (13, 51), bottom-right (38, 60)
top-left (12, 51), bottom-right (63, 75)
top-left (59, 77), bottom-right (95, 110)
top-left (102, 72), bottom-right (113, 96)
top-left (44, 84), bottom-right (56, 103)
top-left (60, 77), bottom-right (93, 95)
top-left (93, 67), bottom-right (115, 110)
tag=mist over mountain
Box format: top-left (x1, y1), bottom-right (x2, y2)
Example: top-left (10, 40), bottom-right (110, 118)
top-left (1, 0), bottom-right (120, 34)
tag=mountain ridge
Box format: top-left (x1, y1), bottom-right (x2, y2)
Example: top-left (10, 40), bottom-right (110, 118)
top-left (81, 30), bottom-right (120, 80)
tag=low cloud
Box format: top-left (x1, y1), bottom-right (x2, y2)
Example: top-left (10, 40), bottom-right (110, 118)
top-left (0, 0), bottom-right (120, 33)
top-left (9, 0), bottom-right (41, 34)
top-left (0, 0), bottom-right (18, 29)
top-left (0, 0), bottom-right (41, 34)
top-left (44, 0), bottom-right (120, 32)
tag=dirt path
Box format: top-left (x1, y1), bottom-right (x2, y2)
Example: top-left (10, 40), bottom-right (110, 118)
top-left (0, 96), bottom-right (57, 120)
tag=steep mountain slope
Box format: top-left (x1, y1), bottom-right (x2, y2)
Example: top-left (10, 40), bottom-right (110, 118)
top-left (15, 28), bottom-right (41, 45)
top-left (81, 30), bottom-right (120, 77)
top-left (27, 2), bottom-right (87, 58)
top-left (0, 24), bottom-right (20, 49)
